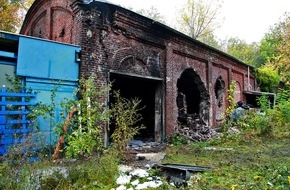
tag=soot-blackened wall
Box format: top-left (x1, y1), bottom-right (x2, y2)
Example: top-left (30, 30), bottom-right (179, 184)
top-left (21, 0), bottom-right (258, 142)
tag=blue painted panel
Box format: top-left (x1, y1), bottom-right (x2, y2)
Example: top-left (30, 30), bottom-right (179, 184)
top-left (17, 37), bottom-right (80, 81)
top-left (0, 51), bottom-right (17, 59)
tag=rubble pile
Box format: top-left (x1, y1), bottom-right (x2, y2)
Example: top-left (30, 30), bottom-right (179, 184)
top-left (177, 113), bottom-right (220, 142)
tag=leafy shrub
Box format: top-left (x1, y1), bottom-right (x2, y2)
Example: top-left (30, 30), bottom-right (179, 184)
top-left (224, 80), bottom-right (236, 119)
top-left (55, 75), bottom-right (111, 159)
top-left (255, 66), bottom-right (280, 92)
top-left (110, 91), bottom-right (144, 157)
top-left (236, 90), bottom-right (290, 137)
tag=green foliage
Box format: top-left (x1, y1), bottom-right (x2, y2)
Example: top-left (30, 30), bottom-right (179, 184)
top-left (110, 91), bottom-right (144, 156)
top-left (220, 81), bottom-right (237, 132)
top-left (236, 90), bottom-right (290, 137)
top-left (226, 37), bottom-right (261, 66)
top-left (198, 32), bottom-right (223, 49)
top-left (269, 90), bottom-right (290, 136)
top-left (63, 75), bottom-right (110, 159)
top-left (258, 13), bottom-right (289, 67)
top-left (163, 136), bottom-right (290, 190)
top-left (238, 110), bottom-right (272, 136)
top-left (0, 0), bottom-right (34, 32)
top-left (0, 153), bottom-right (119, 190)
top-left (166, 134), bottom-right (188, 146)
top-left (257, 94), bottom-right (270, 112)
top-left (224, 80), bottom-right (236, 118)
top-left (255, 66), bottom-right (280, 92)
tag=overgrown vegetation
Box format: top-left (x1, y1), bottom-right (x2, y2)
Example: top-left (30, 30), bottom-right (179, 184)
top-left (235, 90), bottom-right (290, 137)
top-left (0, 75), bottom-right (145, 189)
top-left (110, 91), bottom-right (145, 158)
top-left (59, 76), bottom-right (111, 159)
top-left (1, 75), bottom-right (290, 189)
top-left (162, 89), bottom-right (290, 189)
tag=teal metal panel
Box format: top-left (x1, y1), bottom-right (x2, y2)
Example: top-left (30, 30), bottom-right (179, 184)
top-left (17, 37), bottom-right (80, 81)
top-left (26, 78), bottom-right (77, 145)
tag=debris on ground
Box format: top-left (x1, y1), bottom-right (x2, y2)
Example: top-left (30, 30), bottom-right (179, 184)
top-left (119, 139), bottom-right (212, 188)
top-left (176, 109), bottom-right (221, 141)
top-left (116, 165), bottom-right (162, 189)
top-left (127, 140), bottom-right (166, 152)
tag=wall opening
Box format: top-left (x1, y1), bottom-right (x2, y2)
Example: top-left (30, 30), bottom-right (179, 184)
top-left (214, 76), bottom-right (225, 125)
top-left (109, 72), bottom-right (162, 142)
top-left (177, 70), bottom-right (200, 114)
top-left (176, 68), bottom-right (210, 126)
top-left (215, 76), bottom-right (225, 108)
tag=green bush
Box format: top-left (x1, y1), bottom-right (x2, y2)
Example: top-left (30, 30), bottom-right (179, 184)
top-left (55, 75), bottom-right (111, 159)
top-left (235, 91), bottom-right (290, 137)
top-left (110, 91), bottom-right (144, 157)
top-left (255, 66), bottom-right (280, 92)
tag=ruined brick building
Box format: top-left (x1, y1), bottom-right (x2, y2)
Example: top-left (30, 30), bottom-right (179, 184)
top-left (20, 0), bottom-right (258, 142)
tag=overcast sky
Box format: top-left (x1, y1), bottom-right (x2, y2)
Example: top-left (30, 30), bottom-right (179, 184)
top-left (108, 0), bottom-right (290, 43)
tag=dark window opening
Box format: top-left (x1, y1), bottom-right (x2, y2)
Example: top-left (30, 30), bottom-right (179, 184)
top-left (245, 93), bottom-right (275, 108)
top-left (109, 73), bottom-right (159, 141)
top-left (215, 76), bottom-right (225, 107)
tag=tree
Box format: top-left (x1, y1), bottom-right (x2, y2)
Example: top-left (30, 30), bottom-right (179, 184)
top-left (226, 37), bottom-right (261, 66)
top-left (0, 0), bottom-right (34, 32)
top-left (177, 0), bottom-right (223, 40)
top-left (0, 0), bottom-right (21, 32)
top-left (271, 15), bottom-right (290, 88)
top-left (198, 32), bottom-right (223, 50)
top-left (258, 14), bottom-right (289, 67)
top-left (263, 13), bottom-right (290, 88)
top-left (136, 6), bottom-right (166, 24)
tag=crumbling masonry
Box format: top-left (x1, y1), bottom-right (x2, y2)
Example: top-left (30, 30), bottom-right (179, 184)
top-left (20, 0), bottom-right (258, 142)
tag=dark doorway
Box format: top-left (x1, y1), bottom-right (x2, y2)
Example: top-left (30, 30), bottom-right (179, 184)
top-left (109, 72), bottom-right (162, 141)
top-left (177, 69), bottom-right (201, 114)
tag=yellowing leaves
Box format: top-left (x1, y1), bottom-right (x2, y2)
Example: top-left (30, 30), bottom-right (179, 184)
top-left (0, 0), bottom-right (34, 32)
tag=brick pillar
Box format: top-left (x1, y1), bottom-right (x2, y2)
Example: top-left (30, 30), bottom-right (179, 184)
top-left (207, 59), bottom-right (213, 127)
top-left (164, 42), bottom-right (176, 136)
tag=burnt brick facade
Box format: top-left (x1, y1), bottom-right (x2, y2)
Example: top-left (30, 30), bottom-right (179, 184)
top-left (21, 0), bottom-right (258, 142)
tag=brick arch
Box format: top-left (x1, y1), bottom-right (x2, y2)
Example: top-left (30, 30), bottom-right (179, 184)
top-left (177, 68), bottom-right (210, 123)
top-left (50, 6), bottom-right (75, 43)
top-left (20, 0), bottom-right (76, 43)
top-left (111, 48), bottom-right (150, 76)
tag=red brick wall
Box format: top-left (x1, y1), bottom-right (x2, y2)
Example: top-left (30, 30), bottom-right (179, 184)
top-left (20, 0), bottom-right (258, 137)
top-left (21, 0), bottom-right (76, 44)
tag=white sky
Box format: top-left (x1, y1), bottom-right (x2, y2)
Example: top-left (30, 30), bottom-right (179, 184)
top-left (108, 0), bottom-right (290, 43)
